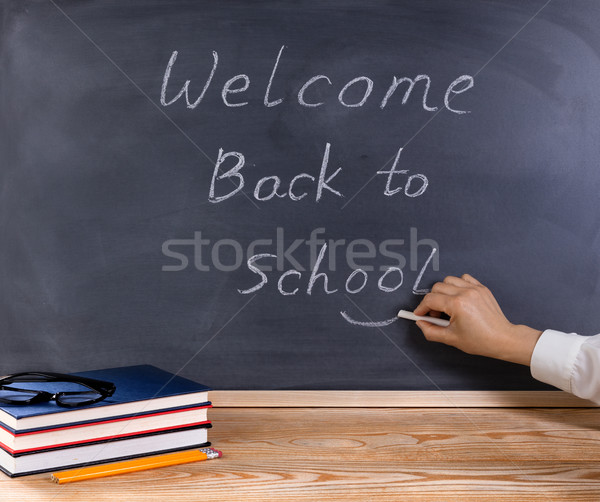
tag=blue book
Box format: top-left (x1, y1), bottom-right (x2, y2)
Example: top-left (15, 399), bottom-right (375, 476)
top-left (0, 365), bottom-right (211, 431)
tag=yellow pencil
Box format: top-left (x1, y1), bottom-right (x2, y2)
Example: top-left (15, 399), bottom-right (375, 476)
top-left (51, 447), bottom-right (222, 484)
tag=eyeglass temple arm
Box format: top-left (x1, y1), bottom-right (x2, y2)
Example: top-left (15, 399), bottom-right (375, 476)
top-left (0, 372), bottom-right (115, 394)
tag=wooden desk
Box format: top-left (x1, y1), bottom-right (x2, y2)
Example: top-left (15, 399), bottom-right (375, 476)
top-left (3, 407), bottom-right (600, 501)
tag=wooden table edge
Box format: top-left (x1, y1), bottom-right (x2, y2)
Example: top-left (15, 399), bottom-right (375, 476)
top-left (210, 390), bottom-right (598, 407)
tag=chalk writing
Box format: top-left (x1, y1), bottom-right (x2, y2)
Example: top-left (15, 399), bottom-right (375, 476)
top-left (158, 44), bottom-right (469, 326)
top-left (161, 46), bottom-right (474, 113)
top-left (209, 143), bottom-right (429, 203)
top-left (237, 241), bottom-right (437, 300)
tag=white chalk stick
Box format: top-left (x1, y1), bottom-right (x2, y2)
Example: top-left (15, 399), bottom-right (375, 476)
top-left (397, 310), bottom-right (450, 327)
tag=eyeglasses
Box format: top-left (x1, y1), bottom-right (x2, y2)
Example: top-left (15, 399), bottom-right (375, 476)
top-left (0, 372), bottom-right (116, 408)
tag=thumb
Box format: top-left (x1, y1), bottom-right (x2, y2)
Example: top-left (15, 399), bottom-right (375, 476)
top-left (416, 320), bottom-right (451, 344)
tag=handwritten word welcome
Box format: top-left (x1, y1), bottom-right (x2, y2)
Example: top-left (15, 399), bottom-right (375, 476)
top-left (161, 46), bottom-right (474, 114)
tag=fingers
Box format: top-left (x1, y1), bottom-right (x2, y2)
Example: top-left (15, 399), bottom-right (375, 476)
top-left (443, 274), bottom-right (486, 289)
top-left (443, 275), bottom-right (471, 288)
top-left (457, 274), bottom-right (500, 309)
top-left (431, 282), bottom-right (463, 296)
top-left (413, 274), bottom-right (486, 318)
top-left (461, 273), bottom-right (482, 286)
top-left (416, 320), bottom-right (453, 345)
top-left (414, 292), bottom-right (452, 317)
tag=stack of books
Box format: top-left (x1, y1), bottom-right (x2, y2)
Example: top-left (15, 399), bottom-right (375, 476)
top-left (0, 365), bottom-right (212, 477)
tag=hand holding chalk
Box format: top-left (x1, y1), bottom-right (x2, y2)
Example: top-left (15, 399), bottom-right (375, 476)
top-left (397, 310), bottom-right (450, 327)
top-left (410, 274), bottom-right (542, 366)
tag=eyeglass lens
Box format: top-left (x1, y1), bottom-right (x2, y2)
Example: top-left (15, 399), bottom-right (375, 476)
top-left (0, 388), bottom-right (39, 403)
top-left (57, 391), bottom-right (104, 406)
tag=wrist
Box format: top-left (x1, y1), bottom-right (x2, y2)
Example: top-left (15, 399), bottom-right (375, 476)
top-left (502, 324), bottom-right (543, 366)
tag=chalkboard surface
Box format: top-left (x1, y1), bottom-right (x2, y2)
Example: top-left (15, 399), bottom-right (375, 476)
top-left (2, 0), bottom-right (600, 390)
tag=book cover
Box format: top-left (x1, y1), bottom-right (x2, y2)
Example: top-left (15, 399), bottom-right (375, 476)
top-left (0, 402), bottom-right (211, 435)
top-left (0, 365), bottom-right (211, 430)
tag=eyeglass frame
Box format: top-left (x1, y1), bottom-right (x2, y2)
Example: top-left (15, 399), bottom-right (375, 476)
top-left (0, 371), bottom-right (116, 408)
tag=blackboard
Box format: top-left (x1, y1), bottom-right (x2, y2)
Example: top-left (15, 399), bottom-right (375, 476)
top-left (2, 0), bottom-right (600, 390)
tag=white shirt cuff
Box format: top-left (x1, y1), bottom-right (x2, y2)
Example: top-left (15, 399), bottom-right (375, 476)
top-left (530, 329), bottom-right (586, 392)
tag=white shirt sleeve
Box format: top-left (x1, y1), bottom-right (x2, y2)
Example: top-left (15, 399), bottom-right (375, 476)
top-left (530, 329), bottom-right (600, 404)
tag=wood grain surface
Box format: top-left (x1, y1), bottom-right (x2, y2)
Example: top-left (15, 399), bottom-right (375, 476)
top-left (3, 407), bottom-right (600, 501)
